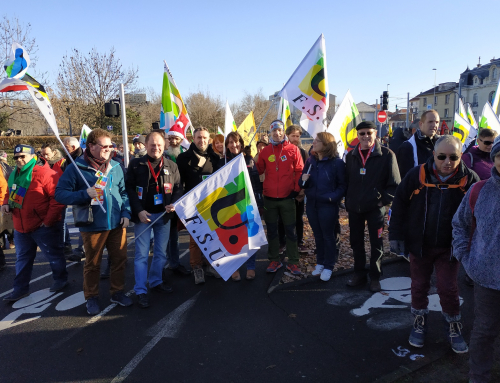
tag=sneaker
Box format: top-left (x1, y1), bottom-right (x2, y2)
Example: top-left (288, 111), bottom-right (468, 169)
top-left (286, 264), bottom-right (302, 276)
top-left (447, 322), bottom-right (469, 354)
top-left (320, 269), bottom-right (333, 281)
top-left (279, 245), bottom-right (286, 255)
top-left (136, 293), bottom-right (150, 308)
top-left (9, 242), bottom-right (15, 250)
top-left (312, 265), bottom-right (325, 276)
top-left (206, 264), bottom-right (221, 278)
top-left (3, 290), bottom-right (29, 302)
top-left (171, 264), bottom-right (191, 276)
top-left (86, 297), bottom-right (101, 315)
top-left (266, 261), bottom-right (283, 273)
top-left (194, 267), bottom-right (205, 285)
top-left (110, 291), bottom-right (133, 307)
top-left (151, 283), bottom-right (174, 293)
top-left (409, 314), bottom-right (427, 348)
top-left (50, 280), bottom-right (68, 292)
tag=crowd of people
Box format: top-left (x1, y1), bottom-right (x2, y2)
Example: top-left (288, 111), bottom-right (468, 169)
top-left (0, 109), bottom-right (499, 383)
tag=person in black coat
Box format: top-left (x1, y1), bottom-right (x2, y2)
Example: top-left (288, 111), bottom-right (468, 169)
top-left (389, 127), bottom-right (409, 153)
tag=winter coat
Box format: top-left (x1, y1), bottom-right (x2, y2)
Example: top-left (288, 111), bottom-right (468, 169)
top-left (55, 156), bottom-right (131, 232)
top-left (300, 155), bottom-right (346, 206)
top-left (345, 141), bottom-right (400, 214)
top-left (389, 128), bottom-right (408, 153)
top-left (452, 167), bottom-right (500, 290)
top-left (125, 154), bottom-right (183, 224)
top-left (389, 156), bottom-right (479, 256)
top-left (0, 161), bottom-right (13, 179)
top-left (3, 158), bottom-right (64, 233)
top-left (53, 147), bottom-right (83, 176)
top-left (462, 145), bottom-right (494, 180)
top-left (256, 140), bottom-right (304, 198)
top-left (396, 131), bottom-right (440, 180)
top-left (176, 143), bottom-right (221, 195)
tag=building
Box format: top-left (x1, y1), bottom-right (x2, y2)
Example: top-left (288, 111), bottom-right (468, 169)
top-left (459, 57), bottom-right (500, 122)
top-left (356, 102), bottom-right (376, 123)
top-left (124, 93), bottom-right (147, 105)
top-left (409, 96), bottom-right (420, 122)
top-left (416, 82), bottom-right (458, 126)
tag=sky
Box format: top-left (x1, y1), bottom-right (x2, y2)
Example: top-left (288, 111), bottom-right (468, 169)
top-left (3, 0), bottom-right (500, 112)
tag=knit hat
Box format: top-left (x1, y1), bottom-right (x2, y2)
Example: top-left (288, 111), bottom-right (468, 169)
top-left (14, 144), bottom-right (35, 155)
top-left (356, 121), bottom-right (377, 131)
top-left (132, 135), bottom-right (146, 145)
top-left (490, 134), bottom-right (500, 160)
top-left (166, 121), bottom-right (186, 140)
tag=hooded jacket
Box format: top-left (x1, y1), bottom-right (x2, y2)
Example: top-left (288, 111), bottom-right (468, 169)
top-left (176, 143), bottom-right (220, 194)
top-left (55, 156), bottom-right (131, 232)
top-left (345, 140), bottom-right (400, 214)
top-left (3, 157), bottom-right (64, 233)
top-left (396, 131), bottom-right (440, 179)
top-left (389, 156), bottom-right (479, 256)
top-left (256, 140), bottom-right (304, 198)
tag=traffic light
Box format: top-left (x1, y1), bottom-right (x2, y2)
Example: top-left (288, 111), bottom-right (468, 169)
top-left (382, 91), bottom-right (389, 111)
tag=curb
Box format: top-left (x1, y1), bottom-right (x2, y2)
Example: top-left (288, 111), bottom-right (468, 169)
top-left (267, 255), bottom-right (406, 294)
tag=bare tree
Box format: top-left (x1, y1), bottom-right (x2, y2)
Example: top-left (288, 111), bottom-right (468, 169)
top-left (235, 89), bottom-right (275, 133)
top-left (184, 90), bottom-right (224, 133)
top-left (57, 47), bottom-right (138, 130)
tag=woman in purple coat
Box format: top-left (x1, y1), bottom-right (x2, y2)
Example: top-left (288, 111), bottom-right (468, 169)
top-left (463, 129), bottom-right (498, 180)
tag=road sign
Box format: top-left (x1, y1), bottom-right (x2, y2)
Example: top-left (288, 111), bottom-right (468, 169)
top-left (377, 111), bottom-right (388, 124)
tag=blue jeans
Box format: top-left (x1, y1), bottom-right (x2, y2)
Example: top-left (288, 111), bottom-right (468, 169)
top-left (13, 223), bottom-right (68, 294)
top-left (246, 253), bottom-right (256, 270)
top-left (62, 207), bottom-right (71, 247)
top-left (166, 219), bottom-right (180, 268)
top-left (134, 213), bottom-right (171, 295)
top-left (306, 203), bottom-right (339, 270)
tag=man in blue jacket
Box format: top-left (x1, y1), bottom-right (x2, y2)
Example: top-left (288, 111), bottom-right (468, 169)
top-left (55, 128), bottom-right (133, 316)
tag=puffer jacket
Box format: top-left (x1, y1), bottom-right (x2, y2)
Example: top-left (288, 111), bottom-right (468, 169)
top-left (389, 156), bottom-right (479, 256)
top-left (3, 157), bottom-right (64, 233)
top-left (55, 156), bottom-right (131, 232)
top-left (256, 140), bottom-right (304, 198)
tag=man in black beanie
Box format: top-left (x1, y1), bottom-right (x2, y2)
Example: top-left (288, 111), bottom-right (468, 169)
top-left (344, 121), bottom-right (400, 292)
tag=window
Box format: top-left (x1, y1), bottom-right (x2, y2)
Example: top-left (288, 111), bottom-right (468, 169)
top-left (423, 97), bottom-right (427, 106)
top-left (473, 93), bottom-right (478, 106)
top-left (489, 91), bottom-right (495, 104)
top-left (444, 109), bottom-right (449, 117)
top-left (434, 96), bottom-right (438, 105)
top-left (445, 94), bottom-right (450, 104)
top-left (493, 67), bottom-right (497, 79)
top-left (474, 78), bottom-right (478, 85)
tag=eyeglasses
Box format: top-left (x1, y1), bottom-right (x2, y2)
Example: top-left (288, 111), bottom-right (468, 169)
top-left (94, 143), bottom-right (113, 149)
top-left (358, 131), bottom-right (374, 136)
top-left (14, 155), bottom-right (26, 160)
top-left (479, 139), bottom-right (494, 145)
top-left (436, 154), bottom-right (460, 161)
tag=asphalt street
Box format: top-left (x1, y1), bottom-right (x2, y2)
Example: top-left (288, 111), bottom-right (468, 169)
top-left (0, 213), bottom-right (477, 383)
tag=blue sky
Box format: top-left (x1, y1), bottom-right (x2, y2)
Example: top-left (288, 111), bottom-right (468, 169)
top-left (3, 0), bottom-right (500, 111)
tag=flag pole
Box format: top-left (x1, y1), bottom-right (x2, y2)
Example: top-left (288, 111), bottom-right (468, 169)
top-left (127, 211), bottom-right (167, 246)
top-left (249, 99), bottom-right (277, 145)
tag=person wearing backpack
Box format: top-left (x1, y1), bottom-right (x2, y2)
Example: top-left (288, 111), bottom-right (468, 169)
top-left (389, 135), bottom-right (479, 354)
top-left (462, 128), bottom-right (498, 181)
top-left (452, 135), bottom-right (500, 383)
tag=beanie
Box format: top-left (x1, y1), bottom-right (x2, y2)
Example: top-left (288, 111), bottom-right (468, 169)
top-left (490, 134), bottom-right (500, 161)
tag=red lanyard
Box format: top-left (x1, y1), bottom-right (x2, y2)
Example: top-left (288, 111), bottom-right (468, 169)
top-left (147, 157), bottom-right (164, 194)
top-left (358, 145), bottom-right (374, 168)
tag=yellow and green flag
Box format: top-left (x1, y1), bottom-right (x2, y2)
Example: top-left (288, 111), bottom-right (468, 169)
top-left (327, 90), bottom-right (362, 154)
top-left (237, 111), bottom-right (258, 157)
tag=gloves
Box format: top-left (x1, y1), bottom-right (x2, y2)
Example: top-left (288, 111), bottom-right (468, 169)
top-left (390, 240), bottom-right (405, 256)
top-left (287, 191), bottom-right (299, 199)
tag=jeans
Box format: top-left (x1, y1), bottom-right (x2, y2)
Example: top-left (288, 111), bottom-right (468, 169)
top-left (307, 204), bottom-right (339, 270)
top-left (134, 213), bottom-right (171, 295)
top-left (348, 207), bottom-right (385, 279)
top-left (264, 197), bottom-right (299, 265)
top-left (469, 284), bottom-right (500, 383)
top-left (13, 223), bottom-right (68, 294)
top-left (409, 248), bottom-right (460, 315)
top-left (166, 217), bottom-right (180, 269)
top-left (62, 207), bottom-right (71, 248)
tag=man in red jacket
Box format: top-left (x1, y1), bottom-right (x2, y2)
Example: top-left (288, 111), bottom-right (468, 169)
top-left (1, 144), bottom-right (67, 302)
top-left (256, 120), bottom-right (304, 275)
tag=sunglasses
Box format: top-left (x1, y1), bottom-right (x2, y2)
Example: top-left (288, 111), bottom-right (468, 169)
top-left (95, 143), bottom-right (113, 149)
top-left (14, 155), bottom-right (26, 160)
top-left (358, 131), bottom-right (374, 136)
top-left (436, 154), bottom-right (460, 161)
top-left (479, 139), bottom-right (494, 145)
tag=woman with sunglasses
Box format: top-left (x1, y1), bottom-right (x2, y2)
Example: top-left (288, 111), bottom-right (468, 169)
top-left (462, 128), bottom-right (498, 180)
top-left (300, 132), bottom-right (346, 281)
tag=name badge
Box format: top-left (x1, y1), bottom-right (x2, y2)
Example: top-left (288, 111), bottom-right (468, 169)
top-left (12, 184), bottom-right (16, 190)
top-left (91, 189), bottom-right (104, 205)
top-left (360, 168), bottom-right (366, 175)
top-left (136, 186), bottom-right (143, 200)
top-left (281, 155), bottom-right (287, 161)
top-left (164, 183), bottom-right (172, 194)
top-left (154, 194), bottom-right (163, 205)
top-left (164, 169), bottom-right (169, 175)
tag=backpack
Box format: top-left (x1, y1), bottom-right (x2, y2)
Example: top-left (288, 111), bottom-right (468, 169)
top-left (409, 164), bottom-right (468, 200)
top-left (467, 180), bottom-right (487, 249)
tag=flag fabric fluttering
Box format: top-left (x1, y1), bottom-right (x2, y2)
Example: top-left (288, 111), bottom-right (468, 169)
top-left (490, 76), bottom-right (500, 116)
top-left (237, 111), bottom-right (258, 157)
top-left (160, 61), bottom-right (192, 148)
top-left (174, 154), bottom-right (267, 281)
top-left (79, 125), bottom-right (92, 150)
top-left (466, 103), bottom-right (478, 129)
top-left (4, 42), bottom-right (30, 79)
top-left (327, 90), bottom-right (362, 155)
top-left (277, 91), bottom-right (292, 129)
top-left (280, 34), bottom-right (328, 137)
top-left (224, 101), bottom-right (237, 137)
top-left (453, 112), bottom-right (477, 152)
top-left (458, 98), bottom-right (468, 120)
top-left (479, 101), bottom-right (500, 131)
top-left (217, 126), bottom-right (223, 135)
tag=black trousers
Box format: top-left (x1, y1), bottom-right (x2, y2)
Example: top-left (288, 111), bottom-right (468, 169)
top-left (279, 199), bottom-right (305, 246)
top-left (348, 207), bottom-right (385, 279)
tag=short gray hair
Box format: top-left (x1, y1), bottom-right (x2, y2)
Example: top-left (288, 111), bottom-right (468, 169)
top-left (435, 135), bottom-right (462, 152)
top-left (63, 136), bottom-right (80, 148)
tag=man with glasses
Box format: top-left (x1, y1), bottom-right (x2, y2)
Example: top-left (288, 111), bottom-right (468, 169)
top-left (55, 129), bottom-right (132, 315)
top-left (389, 135), bottom-right (479, 353)
top-left (2, 144), bottom-right (68, 302)
top-left (462, 128), bottom-right (498, 180)
top-left (345, 121), bottom-right (400, 292)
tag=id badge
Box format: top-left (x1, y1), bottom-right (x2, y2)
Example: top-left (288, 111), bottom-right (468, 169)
top-left (154, 194), bottom-right (163, 205)
top-left (360, 168), bottom-right (366, 175)
top-left (91, 189), bottom-right (104, 205)
top-left (164, 169), bottom-right (169, 175)
top-left (164, 183), bottom-right (172, 194)
top-left (136, 186), bottom-right (143, 200)
top-left (12, 184), bottom-right (16, 190)
top-left (95, 175), bottom-right (108, 189)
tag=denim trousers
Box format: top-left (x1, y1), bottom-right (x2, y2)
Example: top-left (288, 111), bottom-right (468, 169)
top-left (134, 213), bottom-right (171, 295)
top-left (62, 207), bottom-right (71, 247)
top-left (469, 284), bottom-right (500, 383)
top-left (166, 217), bottom-right (180, 269)
top-left (306, 203), bottom-right (339, 270)
top-left (13, 222), bottom-right (68, 294)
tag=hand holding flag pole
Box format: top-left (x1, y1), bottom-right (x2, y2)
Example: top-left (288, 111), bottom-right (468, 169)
top-left (127, 211), bottom-right (166, 246)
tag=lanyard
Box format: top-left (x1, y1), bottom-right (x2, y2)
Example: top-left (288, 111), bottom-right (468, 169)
top-left (147, 157), bottom-right (164, 194)
top-left (358, 144), bottom-right (374, 168)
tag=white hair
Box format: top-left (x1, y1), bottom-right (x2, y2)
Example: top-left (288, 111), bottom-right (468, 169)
top-left (63, 136), bottom-right (80, 148)
top-left (434, 135), bottom-right (462, 152)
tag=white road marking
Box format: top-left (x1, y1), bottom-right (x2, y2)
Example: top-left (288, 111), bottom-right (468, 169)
top-left (12, 289), bottom-right (55, 309)
top-left (55, 292), bottom-right (86, 311)
top-left (111, 293), bottom-right (199, 383)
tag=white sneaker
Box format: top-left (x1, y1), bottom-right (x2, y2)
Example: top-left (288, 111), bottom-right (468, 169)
top-left (312, 265), bottom-right (324, 276)
top-left (320, 269), bottom-right (333, 281)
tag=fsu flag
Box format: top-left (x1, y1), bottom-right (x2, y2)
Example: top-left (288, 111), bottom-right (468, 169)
top-left (174, 155), bottom-right (267, 280)
top-left (453, 112), bottom-right (477, 152)
top-left (327, 90), bottom-right (362, 155)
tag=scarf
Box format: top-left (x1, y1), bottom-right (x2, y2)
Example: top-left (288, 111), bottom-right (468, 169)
top-left (84, 147), bottom-right (111, 173)
top-left (8, 156), bottom-right (37, 209)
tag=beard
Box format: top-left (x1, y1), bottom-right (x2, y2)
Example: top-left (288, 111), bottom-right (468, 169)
top-left (166, 145), bottom-right (181, 159)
